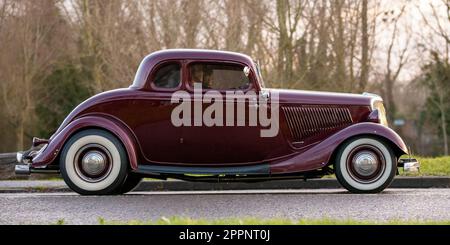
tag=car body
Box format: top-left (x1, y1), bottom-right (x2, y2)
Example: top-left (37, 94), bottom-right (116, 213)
top-left (15, 49), bottom-right (419, 194)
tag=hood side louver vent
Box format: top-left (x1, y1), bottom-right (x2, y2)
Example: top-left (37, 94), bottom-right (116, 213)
top-left (282, 106), bottom-right (353, 142)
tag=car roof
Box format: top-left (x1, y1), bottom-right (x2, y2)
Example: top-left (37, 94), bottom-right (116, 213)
top-left (131, 49), bottom-right (255, 89)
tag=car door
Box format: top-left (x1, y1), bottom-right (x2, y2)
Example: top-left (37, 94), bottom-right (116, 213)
top-left (132, 61), bottom-right (184, 164)
top-left (180, 61), bottom-right (281, 165)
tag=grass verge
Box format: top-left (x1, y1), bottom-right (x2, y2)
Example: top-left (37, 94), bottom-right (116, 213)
top-left (97, 217), bottom-right (450, 225)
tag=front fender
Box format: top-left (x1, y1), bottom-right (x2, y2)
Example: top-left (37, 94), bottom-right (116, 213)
top-left (270, 122), bottom-right (408, 174)
top-left (31, 115), bottom-right (139, 170)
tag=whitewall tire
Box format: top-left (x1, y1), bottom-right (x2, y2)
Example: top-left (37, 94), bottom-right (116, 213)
top-left (60, 129), bottom-right (128, 195)
top-left (334, 136), bottom-right (397, 193)
top-left (117, 174), bottom-right (142, 194)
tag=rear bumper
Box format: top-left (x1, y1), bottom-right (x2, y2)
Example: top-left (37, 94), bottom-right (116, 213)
top-left (15, 146), bottom-right (59, 175)
top-left (15, 164), bottom-right (60, 175)
top-left (398, 158), bottom-right (420, 173)
top-left (15, 138), bottom-right (47, 165)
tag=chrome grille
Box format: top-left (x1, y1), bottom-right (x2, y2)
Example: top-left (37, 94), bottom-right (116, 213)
top-left (282, 106), bottom-right (353, 141)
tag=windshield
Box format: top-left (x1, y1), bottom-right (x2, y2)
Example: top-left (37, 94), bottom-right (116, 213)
top-left (255, 60), bottom-right (266, 88)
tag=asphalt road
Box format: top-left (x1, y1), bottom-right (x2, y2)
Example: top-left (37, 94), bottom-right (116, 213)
top-left (1, 189), bottom-right (450, 224)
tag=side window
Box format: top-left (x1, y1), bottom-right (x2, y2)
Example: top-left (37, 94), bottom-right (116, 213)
top-left (153, 63), bottom-right (181, 89)
top-left (189, 63), bottom-right (250, 90)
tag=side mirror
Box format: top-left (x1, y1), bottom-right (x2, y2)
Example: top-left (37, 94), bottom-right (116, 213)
top-left (260, 90), bottom-right (270, 101)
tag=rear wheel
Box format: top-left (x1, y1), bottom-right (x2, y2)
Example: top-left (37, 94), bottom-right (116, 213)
top-left (60, 129), bottom-right (128, 195)
top-left (117, 174), bottom-right (142, 194)
top-left (334, 136), bottom-right (397, 193)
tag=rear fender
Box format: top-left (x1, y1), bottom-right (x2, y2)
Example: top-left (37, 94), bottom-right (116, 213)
top-left (31, 115), bottom-right (139, 170)
top-left (270, 122), bottom-right (408, 174)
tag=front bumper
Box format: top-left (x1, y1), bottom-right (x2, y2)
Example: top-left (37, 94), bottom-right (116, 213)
top-left (398, 158), bottom-right (420, 173)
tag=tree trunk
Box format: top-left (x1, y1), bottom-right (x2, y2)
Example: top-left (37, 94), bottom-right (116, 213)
top-left (276, 0), bottom-right (295, 86)
top-left (384, 74), bottom-right (396, 122)
top-left (17, 119), bottom-right (24, 150)
top-left (439, 95), bottom-right (449, 155)
top-left (182, 0), bottom-right (200, 48)
top-left (225, 1), bottom-right (242, 51)
top-left (359, 0), bottom-right (369, 92)
top-left (442, 111), bottom-right (449, 156)
top-left (333, 0), bottom-right (346, 91)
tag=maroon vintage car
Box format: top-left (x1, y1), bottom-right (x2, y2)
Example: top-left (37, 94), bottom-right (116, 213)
top-left (15, 49), bottom-right (419, 195)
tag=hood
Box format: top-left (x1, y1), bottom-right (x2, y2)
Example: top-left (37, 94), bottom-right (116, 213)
top-left (265, 88), bottom-right (375, 106)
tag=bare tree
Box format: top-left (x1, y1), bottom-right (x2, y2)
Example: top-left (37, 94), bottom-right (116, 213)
top-left (418, 0), bottom-right (450, 61)
top-left (224, 0), bottom-right (243, 51)
top-left (309, 1), bottom-right (330, 90)
top-left (417, 0), bottom-right (450, 155)
top-left (270, 0), bottom-right (303, 87)
top-left (433, 69), bottom-right (449, 156)
top-left (181, 0), bottom-right (203, 48)
top-left (243, 0), bottom-right (266, 56)
top-left (359, 0), bottom-right (369, 91)
top-left (330, 0), bottom-right (346, 90)
top-left (1, 0), bottom-right (68, 149)
top-left (381, 5), bottom-right (410, 122)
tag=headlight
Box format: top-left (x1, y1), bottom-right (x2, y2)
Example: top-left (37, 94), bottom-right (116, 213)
top-left (372, 100), bottom-right (388, 127)
top-left (363, 92), bottom-right (388, 127)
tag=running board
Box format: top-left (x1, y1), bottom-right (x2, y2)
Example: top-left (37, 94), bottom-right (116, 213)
top-left (134, 164), bottom-right (270, 176)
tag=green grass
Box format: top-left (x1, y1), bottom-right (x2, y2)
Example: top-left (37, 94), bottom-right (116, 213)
top-left (55, 219), bottom-right (65, 225)
top-left (97, 216), bottom-right (450, 225)
top-left (399, 156), bottom-right (450, 176)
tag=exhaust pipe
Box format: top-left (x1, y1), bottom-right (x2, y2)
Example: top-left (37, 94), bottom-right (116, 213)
top-left (15, 152), bottom-right (31, 175)
top-left (15, 164), bottom-right (30, 175)
top-left (15, 164), bottom-right (60, 175)
top-left (15, 151), bottom-right (59, 175)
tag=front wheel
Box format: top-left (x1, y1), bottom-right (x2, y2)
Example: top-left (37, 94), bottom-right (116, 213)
top-left (60, 129), bottom-right (128, 195)
top-left (334, 136), bottom-right (397, 193)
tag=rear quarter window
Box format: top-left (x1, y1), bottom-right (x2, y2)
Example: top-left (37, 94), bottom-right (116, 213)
top-left (153, 63), bottom-right (181, 89)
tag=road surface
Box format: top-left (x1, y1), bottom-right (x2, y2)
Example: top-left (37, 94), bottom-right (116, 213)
top-left (1, 189), bottom-right (449, 224)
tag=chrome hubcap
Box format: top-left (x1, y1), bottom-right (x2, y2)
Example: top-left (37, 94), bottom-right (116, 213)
top-left (352, 151), bottom-right (378, 176)
top-left (81, 151), bottom-right (107, 176)
top-left (74, 144), bottom-right (112, 183)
